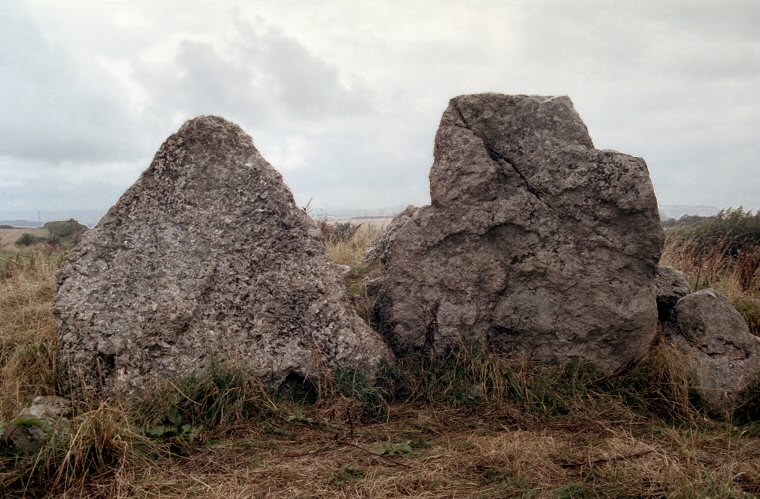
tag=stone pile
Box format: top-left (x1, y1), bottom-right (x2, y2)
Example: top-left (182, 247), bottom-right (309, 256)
top-left (656, 274), bottom-right (760, 415)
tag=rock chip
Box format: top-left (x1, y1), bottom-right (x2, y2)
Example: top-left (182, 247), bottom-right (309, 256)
top-left (55, 116), bottom-right (391, 397)
top-left (372, 94), bottom-right (664, 373)
top-left (2, 396), bottom-right (71, 453)
top-left (666, 289), bottom-right (760, 415)
top-left (654, 266), bottom-right (691, 322)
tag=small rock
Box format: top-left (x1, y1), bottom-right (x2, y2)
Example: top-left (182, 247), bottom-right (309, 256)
top-left (336, 264), bottom-right (352, 278)
top-left (654, 266), bottom-right (691, 322)
top-left (364, 205), bottom-right (418, 262)
top-left (2, 396), bottom-right (71, 453)
top-left (666, 289), bottom-right (760, 415)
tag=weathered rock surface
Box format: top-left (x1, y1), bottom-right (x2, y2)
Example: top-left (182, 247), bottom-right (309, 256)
top-left (365, 205), bottom-right (418, 263)
top-left (665, 289), bottom-right (760, 415)
top-left (372, 94), bottom-right (664, 373)
top-left (2, 396), bottom-right (70, 453)
top-left (654, 266), bottom-right (691, 322)
top-left (55, 116), bottom-right (391, 397)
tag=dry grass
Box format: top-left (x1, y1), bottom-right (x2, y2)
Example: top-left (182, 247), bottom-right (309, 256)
top-left (74, 405), bottom-right (760, 498)
top-left (1, 221), bottom-right (760, 497)
top-left (323, 222), bottom-right (385, 269)
top-left (661, 229), bottom-right (760, 336)
top-left (0, 252), bottom-right (59, 421)
top-left (320, 222), bottom-right (386, 325)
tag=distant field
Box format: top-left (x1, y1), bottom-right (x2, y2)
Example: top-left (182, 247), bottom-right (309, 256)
top-left (0, 227), bottom-right (48, 252)
top-left (329, 216), bottom-right (393, 228)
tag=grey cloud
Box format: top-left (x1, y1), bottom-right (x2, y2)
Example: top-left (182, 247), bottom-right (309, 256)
top-left (0, 155), bottom-right (141, 211)
top-left (253, 26), bottom-right (372, 118)
top-left (1, 10), bottom-right (377, 213)
top-left (136, 21), bottom-right (372, 129)
top-left (0, 1), bottom-right (758, 215)
top-left (276, 113), bottom-right (434, 213)
top-left (139, 40), bottom-right (268, 122)
top-left (0, 4), bottom-right (142, 163)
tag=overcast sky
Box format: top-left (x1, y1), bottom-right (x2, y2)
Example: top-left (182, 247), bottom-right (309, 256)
top-left (1, 0), bottom-right (758, 218)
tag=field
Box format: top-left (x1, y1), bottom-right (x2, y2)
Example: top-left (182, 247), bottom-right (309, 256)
top-left (0, 216), bottom-right (759, 497)
top-left (0, 227), bottom-right (47, 253)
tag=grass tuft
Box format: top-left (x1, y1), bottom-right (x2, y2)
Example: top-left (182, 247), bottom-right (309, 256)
top-left (0, 400), bottom-right (153, 494)
top-left (608, 338), bottom-right (697, 422)
top-left (136, 362), bottom-right (278, 444)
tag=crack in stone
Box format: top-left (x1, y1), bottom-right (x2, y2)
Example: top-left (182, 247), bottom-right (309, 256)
top-left (450, 102), bottom-right (628, 259)
top-left (451, 99), bottom-right (550, 211)
top-left (452, 99), bottom-right (472, 129)
top-left (487, 148), bottom-right (549, 210)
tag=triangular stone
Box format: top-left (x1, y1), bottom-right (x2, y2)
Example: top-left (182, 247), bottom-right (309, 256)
top-left (55, 116), bottom-right (392, 396)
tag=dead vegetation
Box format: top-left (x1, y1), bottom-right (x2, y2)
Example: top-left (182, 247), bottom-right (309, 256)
top-left (0, 219), bottom-right (87, 253)
top-left (661, 208), bottom-right (760, 336)
top-left (0, 252), bottom-right (58, 422)
top-left (0, 220), bottom-right (759, 497)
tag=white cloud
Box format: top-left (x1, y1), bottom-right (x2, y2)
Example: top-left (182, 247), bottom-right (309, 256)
top-left (0, 0), bottom-right (758, 217)
top-left (0, 3), bottom-right (144, 163)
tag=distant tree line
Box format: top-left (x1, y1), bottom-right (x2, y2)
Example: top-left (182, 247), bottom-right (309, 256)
top-left (661, 215), bottom-right (713, 228)
top-left (665, 208), bottom-right (760, 256)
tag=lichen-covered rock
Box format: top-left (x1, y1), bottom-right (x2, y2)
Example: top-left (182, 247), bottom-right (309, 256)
top-left (654, 266), bottom-right (691, 322)
top-left (55, 116), bottom-right (392, 397)
top-left (666, 289), bottom-right (760, 415)
top-left (372, 94), bottom-right (664, 373)
top-left (2, 396), bottom-right (70, 453)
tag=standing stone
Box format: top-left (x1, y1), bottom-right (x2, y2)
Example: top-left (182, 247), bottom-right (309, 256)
top-left (666, 289), bottom-right (760, 415)
top-left (54, 116), bottom-right (391, 397)
top-left (372, 94), bottom-right (664, 373)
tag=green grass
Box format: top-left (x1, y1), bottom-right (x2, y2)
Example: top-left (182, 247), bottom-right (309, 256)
top-left (1, 340), bottom-right (759, 497)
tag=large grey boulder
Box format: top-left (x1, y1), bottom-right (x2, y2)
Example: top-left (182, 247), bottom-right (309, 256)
top-left (372, 94), bottom-right (664, 373)
top-left (666, 289), bottom-right (760, 415)
top-left (654, 266), bottom-right (691, 322)
top-left (55, 116), bottom-right (392, 397)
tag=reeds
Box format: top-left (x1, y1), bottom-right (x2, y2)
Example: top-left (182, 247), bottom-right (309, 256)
top-left (661, 215), bottom-right (760, 336)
